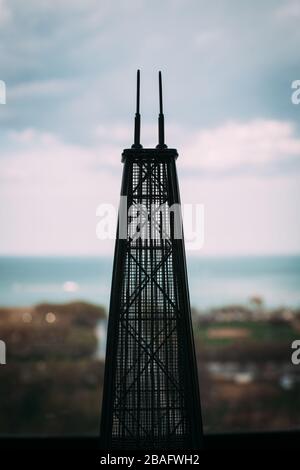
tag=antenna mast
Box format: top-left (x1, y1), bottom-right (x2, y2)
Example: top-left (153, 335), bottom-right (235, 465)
top-left (132, 69), bottom-right (142, 148)
top-left (157, 71), bottom-right (167, 148)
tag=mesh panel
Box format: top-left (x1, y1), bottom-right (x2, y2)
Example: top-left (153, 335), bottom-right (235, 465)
top-left (111, 158), bottom-right (190, 449)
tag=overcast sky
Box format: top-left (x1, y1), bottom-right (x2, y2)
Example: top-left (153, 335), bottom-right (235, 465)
top-left (0, 0), bottom-right (299, 256)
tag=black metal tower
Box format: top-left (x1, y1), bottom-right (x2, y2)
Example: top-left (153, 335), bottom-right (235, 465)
top-left (100, 71), bottom-right (203, 450)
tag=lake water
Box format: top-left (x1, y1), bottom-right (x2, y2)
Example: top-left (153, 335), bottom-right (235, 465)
top-left (0, 255), bottom-right (299, 310)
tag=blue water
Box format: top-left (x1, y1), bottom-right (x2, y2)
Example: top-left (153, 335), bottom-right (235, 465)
top-left (0, 255), bottom-right (299, 309)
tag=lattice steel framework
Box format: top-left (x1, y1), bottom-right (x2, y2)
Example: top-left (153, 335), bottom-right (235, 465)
top-left (100, 71), bottom-right (203, 450)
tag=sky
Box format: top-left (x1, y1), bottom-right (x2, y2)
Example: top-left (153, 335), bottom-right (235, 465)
top-left (0, 0), bottom-right (299, 256)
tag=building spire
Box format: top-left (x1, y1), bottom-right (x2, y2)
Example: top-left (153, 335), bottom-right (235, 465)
top-left (157, 71), bottom-right (167, 149)
top-left (132, 69), bottom-right (142, 148)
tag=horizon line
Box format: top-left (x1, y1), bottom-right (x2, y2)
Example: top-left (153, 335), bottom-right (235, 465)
top-left (0, 252), bottom-right (300, 259)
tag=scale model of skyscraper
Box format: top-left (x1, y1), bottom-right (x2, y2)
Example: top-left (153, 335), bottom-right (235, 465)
top-left (100, 71), bottom-right (203, 450)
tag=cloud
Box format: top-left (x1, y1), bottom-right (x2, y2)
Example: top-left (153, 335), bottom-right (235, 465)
top-left (94, 122), bottom-right (175, 148)
top-left (9, 78), bottom-right (79, 99)
top-left (1, 1), bottom-right (300, 255)
top-left (1, 0), bottom-right (299, 143)
top-left (194, 30), bottom-right (223, 48)
top-left (3, 119), bottom-right (300, 197)
top-left (0, 128), bottom-right (122, 255)
top-left (180, 172), bottom-right (300, 256)
top-left (1, 128), bottom-right (121, 190)
top-left (181, 119), bottom-right (300, 173)
top-left (275, 0), bottom-right (300, 20)
top-left (0, 123), bottom-right (300, 256)
top-left (0, 0), bottom-right (11, 25)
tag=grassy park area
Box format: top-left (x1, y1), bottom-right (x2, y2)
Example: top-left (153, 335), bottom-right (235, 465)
top-left (1, 301), bottom-right (300, 435)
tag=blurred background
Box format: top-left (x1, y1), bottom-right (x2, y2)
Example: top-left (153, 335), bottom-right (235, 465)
top-left (0, 0), bottom-right (300, 435)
